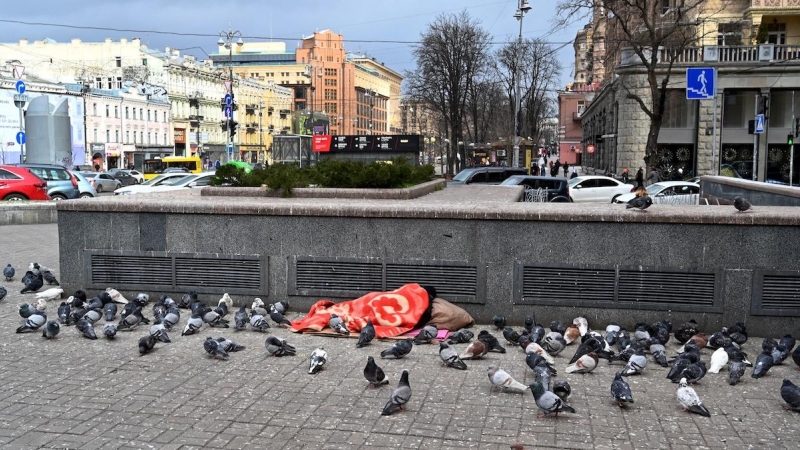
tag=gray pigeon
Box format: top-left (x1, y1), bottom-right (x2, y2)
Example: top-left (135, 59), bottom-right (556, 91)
top-left (627, 195), bottom-right (653, 211)
top-left (202, 309), bottom-right (229, 328)
top-left (752, 352), bottom-right (774, 379)
top-left (380, 339), bottom-right (413, 359)
top-left (529, 382), bottom-right (576, 417)
top-left (446, 329), bottom-right (474, 344)
top-left (181, 314), bottom-right (203, 336)
top-left (621, 349), bottom-right (648, 376)
top-left (18, 302), bottom-right (36, 318)
top-left (216, 337), bottom-right (245, 352)
top-left (76, 318), bottom-right (97, 340)
top-left (356, 320), bottom-right (375, 348)
top-left (57, 301), bottom-right (70, 324)
top-left (163, 308), bottom-right (180, 330)
top-left (0, 285), bottom-right (6, 302)
top-left (780, 379), bottom-right (800, 411)
top-left (42, 268), bottom-right (59, 286)
top-left (611, 372), bottom-right (634, 407)
top-left (728, 355), bottom-right (747, 385)
top-left (204, 336), bottom-right (229, 360)
top-left (42, 320), bottom-right (60, 339)
top-left (3, 264), bottom-right (13, 281)
top-left (734, 196), bottom-right (752, 212)
top-left (438, 342), bottom-right (468, 370)
top-left (249, 314), bottom-right (271, 332)
top-left (265, 335), bottom-right (296, 357)
top-left (308, 347), bottom-right (328, 374)
top-left (413, 325), bottom-right (438, 345)
top-left (364, 356), bottom-right (389, 387)
top-left (102, 323), bottom-right (117, 339)
top-left (139, 334), bottom-right (157, 355)
top-left (149, 324), bottom-right (171, 343)
top-left (103, 303), bottom-right (117, 321)
top-left (381, 369), bottom-right (411, 416)
top-left (83, 309), bottom-right (102, 325)
top-left (117, 307), bottom-right (143, 331)
top-left (233, 305), bottom-right (248, 331)
top-left (271, 300), bottom-right (289, 315)
top-left (151, 304), bottom-right (166, 324)
top-left (16, 311), bottom-right (46, 333)
top-left (329, 313), bottom-right (349, 334)
top-left (269, 308), bottom-right (291, 327)
top-left (20, 270), bottom-right (43, 294)
top-left (553, 380), bottom-right (571, 403)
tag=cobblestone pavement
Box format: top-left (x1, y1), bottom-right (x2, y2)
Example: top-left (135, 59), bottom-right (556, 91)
top-left (0, 223), bottom-right (799, 449)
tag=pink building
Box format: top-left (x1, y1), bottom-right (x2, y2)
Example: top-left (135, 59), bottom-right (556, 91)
top-left (557, 83), bottom-right (598, 166)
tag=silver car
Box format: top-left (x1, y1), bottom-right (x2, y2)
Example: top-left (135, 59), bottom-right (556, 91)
top-left (72, 171), bottom-right (98, 198)
top-left (81, 172), bottom-right (121, 193)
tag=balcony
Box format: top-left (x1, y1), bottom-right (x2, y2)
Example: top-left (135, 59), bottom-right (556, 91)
top-left (750, 0), bottom-right (800, 8)
top-left (619, 44), bottom-right (800, 67)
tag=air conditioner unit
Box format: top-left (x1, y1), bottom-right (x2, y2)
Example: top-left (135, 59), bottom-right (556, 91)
top-left (759, 44), bottom-right (774, 61)
top-left (703, 46), bottom-right (719, 62)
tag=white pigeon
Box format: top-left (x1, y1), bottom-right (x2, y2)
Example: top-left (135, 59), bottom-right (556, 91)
top-left (106, 287), bottom-right (128, 304)
top-left (573, 317), bottom-right (589, 336)
top-left (35, 287), bottom-right (63, 304)
top-left (219, 293), bottom-right (233, 311)
top-left (708, 347), bottom-right (729, 374)
top-left (676, 377), bottom-right (711, 417)
top-left (308, 347), bottom-right (328, 374)
top-left (525, 342), bottom-right (555, 365)
top-left (487, 365), bottom-right (527, 393)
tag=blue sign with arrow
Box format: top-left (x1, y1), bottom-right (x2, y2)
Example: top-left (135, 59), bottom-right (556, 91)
top-left (755, 114), bottom-right (765, 134)
top-left (14, 80), bottom-right (26, 94)
top-left (686, 67), bottom-right (715, 100)
top-left (223, 105), bottom-right (232, 118)
top-left (224, 93), bottom-right (232, 106)
top-left (15, 131), bottom-right (25, 145)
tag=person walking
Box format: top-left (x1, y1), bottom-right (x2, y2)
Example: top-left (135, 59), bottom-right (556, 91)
top-left (538, 155), bottom-right (546, 177)
top-left (635, 167), bottom-right (644, 188)
top-left (646, 167), bottom-right (661, 186)
top-left (562, 162), bottom-right (570, 178)
top-left (621, 167), bottom-right (630, 184)
top-left (554, 160), bottom-right (562, 178)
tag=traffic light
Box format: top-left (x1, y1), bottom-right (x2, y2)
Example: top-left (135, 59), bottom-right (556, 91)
top-left (229, 119), bottom-right (238, 138)
top-left (788, 134), bottom-right (794, 146)
top-left (758, 96), bottom-right (769, 117)
top-left (748, 120), bottom-right (755, 135)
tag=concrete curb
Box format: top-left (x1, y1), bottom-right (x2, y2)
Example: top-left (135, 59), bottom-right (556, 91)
top-left (0, 202), bottom-right (57, 226)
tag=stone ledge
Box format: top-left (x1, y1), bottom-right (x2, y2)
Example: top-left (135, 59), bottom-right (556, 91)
top-left (0, 202), bottom-right (57, 226)
top-left (200, 179), bottom-right (447, 200)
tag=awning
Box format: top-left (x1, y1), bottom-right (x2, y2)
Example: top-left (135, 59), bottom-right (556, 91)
top-left (105, 150), bottom-right (120, 157)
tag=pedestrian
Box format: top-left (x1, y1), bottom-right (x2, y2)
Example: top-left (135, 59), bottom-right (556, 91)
top-left (646, 167), bottom-right (661, 186)
top-left (554, 160), bottom-right (562, 177)
top-left (563, 162), bottom-right (570, 178)
top-left (538, 155), bottom-right (546, 177)
top-left (635, 166), bottom-right (644, 188)
top-left (621, 167), bottom-right (629, 184)
top-left (570, 171), bottom-right (578, 179)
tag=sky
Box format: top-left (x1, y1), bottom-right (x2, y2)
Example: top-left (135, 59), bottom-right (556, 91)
top-left (0, 0), bottom-right (584, 92)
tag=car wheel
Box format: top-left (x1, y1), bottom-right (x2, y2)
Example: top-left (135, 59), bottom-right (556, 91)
top-left (611, 194), bottom-right (621, 203)
top-left (79, 193), bottom-right (94, 198)
top-left (51, 194), bottom-right (67, 201)
top-left (3, 193), bottom-right (27, 201)
top-left (95, 184), bottom-right (103, 193)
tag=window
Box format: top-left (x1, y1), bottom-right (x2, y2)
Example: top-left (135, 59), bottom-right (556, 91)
top-left (115, 77), bottom-right (122, 89)
top-left (115, 57), bottom-right (121, 67)
top-left (115, 130), bottom-right (119, 142)
top-left (93, 103), bottom-right (98, 116)
top-left (148, 132), bottom-right (151, 144)
top-left (325, 68), bottom-right (337, 76)
top-left (126, 131), bottom-right (130, 143)
top-left (722, 91), bottom-right (757, 128)
top-left (142, 58), bottom-right (148, 66)
top-left (125, 107), bottom-right (130, 119)
top-left (140, 108), bottom-right (144, 120)
top-left (164, 133), bottom-right (167, 145)
top-left (0, 168), bottom-right (21, 180)
top-left (106, 130), bottom-right (110, 142)
top-left (93, 129), bottom-right (98, 142)
top-left (717, 23), bottom-right (742, 46)
top-left (577, 101), bottom-right (585, 115)
top-left (324, 79), bottom-right (337, 86)
top-left (140, 131), bottom-right (144, 143)
top-left (324, 89), bottom-right (337, 100)
top-left (325, 103), bottom-right (337, 114)
top-left (114, 106), bottom-right (119, 118)
top-left (105, 105), bottom-right (110, 117)
top-left (662, 90), bottom-right (696, 128)
top-left (596, 179), bottom-right (619, 188)
top-left (147, 110), bottom-right (151, 121)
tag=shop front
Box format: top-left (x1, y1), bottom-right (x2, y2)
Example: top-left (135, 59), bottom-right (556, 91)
top-left (105, 143), bottom-right (121, 170)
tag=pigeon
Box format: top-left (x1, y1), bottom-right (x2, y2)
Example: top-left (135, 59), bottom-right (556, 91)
top-left (268, 307), bottom-right (291, 327)
top-left (149, 324), bottom-right (171, 343)
top-left (204, 336), bottom-right (229, 360)
top-left (139, 335), bottom-right (157, 355)
top-left (569, 336), bottom-right (608, 364)
top-left (103, 303), bottom-right (118, 321)
top-left (414, 325), bottom-right (438, 344)
top-left (3, 264), bottom-right (13, 281)
top-left (82, 308), bottom-right (102, 325)
top-left (650, 342), bottom-right (669, 367)
top-left (18, 303), bottom-right (36, 319)
top-left (523, 315), bottom-right (534, 334)
top-left (564, 325), bottom-right (581, 345)
top-left (218, 293), bottom-right (233, 311)
top-left (780, 334), bottom-right (796, 355)
top-left (478, 330), bottom-right (506, 353)
top-left (773, 344), bottom-right (792, 366)
top-left (16, 311), bottom-right (46, 333)
top-left (622, 349), bottom-right (648, 376)
top-left (493, 315), bottom-right (506, 330)
top-left (42, 320), bottom-right (60, 339)
top-left (525, 342), bottom-right (555, 365)
top-left (529, 324), bottom-right (546, 344)
top-left (249, 314), bottom-right (271, 332)
top-left (439, 342), bottom-right (468, 370)
top-left (752, 352), bottom-right (774, 379)
top-left (780, 379), bottom-right (800, 411)
top-left (72, 290), bottom-right (87, 305)
top-left (308, 347), bottom-right (328, 374)
top-left (674, 320), bottom-right (699, 344)
top-left (487, 365), bottom-right (527, 393)
top-left (502, 327), bottom-right (522, 345)
top-left (264, 335), bottom-right (296, 357)
top-left (179, 291), bottom-right (197, 309)
top-left (573, 317), bottom-right (589, 336)
top-left (85, 297), bottom-right (103, 311)
top-left (20, 270), bottom-right (43, 294)
top-left (0, 285), bottom-right (6, 302)
top-left (793, 344), bottom-right (800, 369)
top-left (680, 361), bottom-right (708, 384)
top-left (627, 195), bottom-right (653, 211)
top-left (105, 287), bottom-right (128, 304)
top-left (459, 340), bottom-right (488, 360)
top-left (549, 321), bottom-right (567, 335)
top-left (151, 304), bottom-right (166, 324)
top-left (215, 337), bottom-right (246, 352)
top-left (381, 369), bottom-right (411, 416)
top-left (356, 320), bottom-right (375, 348)
top-left (181, 314), bottom-right (203, 336)
top-left (329, 313), bottom-right (349, 334)
top-left (380, 339), bottom-right (413, 359)
top-left (163, 308), bottom-right (180, 330)
top-left (271, 300), bottom-right (289, 315)
top-left (728, 354), bottom-right (747, 385)
top-left (707, 331), bottom-right (732, 350)
top-left (566, 352), bottom-right (599, 374)
top-left (529, 382), bottom-right (576, 417)
top-left (708, 347), bottom-right (729, 374)
top-left (530, 358), bottom-right (555, 392)
top-left (57, 301), bottom-right (70, 324)
top-left (676, 378), bottom-right (710, 417)
top-left (251, 297), bottom-right (268, 316)
top-left (553, 380), bottom-right (571, 403)
top-left (202, 309), bottom-right (229, 328)
top-left (611, 372), bottom-right (635, 407)
top-left (75, 318), bottom-right (97, 340)
top-left (364, 356), bottom-right (389, 387)
top-left (42, 268), bottom-right (59, 286)
top-left (733, 196), bottom-right (752, 212)
top-left (233, 305), bottom-right (249, 331)
top-left (117, 307), bottom-right (143, 331)
top-left (102, 323), bottom-right (117, 339)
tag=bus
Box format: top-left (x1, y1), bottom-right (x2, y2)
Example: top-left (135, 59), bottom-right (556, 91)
top-left (142, 156), bottom-right (203, 180)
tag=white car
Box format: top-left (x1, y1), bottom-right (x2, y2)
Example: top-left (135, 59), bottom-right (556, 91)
top-left (114, 173), bottom-right (193, 195)
top-left (614, 181), bottom-right (700, 205)
top-left (568, 175), bottom-right (635, 203)
top-left (147, 173), bottom-right (216, 193)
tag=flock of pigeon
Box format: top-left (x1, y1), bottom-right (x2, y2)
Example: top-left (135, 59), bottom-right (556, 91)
top-left (5, 260), bottom-right (799, 419)
top-left (626, 194), bottom-right (753, 212)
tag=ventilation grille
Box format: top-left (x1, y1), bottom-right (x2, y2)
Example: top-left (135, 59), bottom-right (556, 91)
top-left (289, 256), bottom-right (485, 303)
top-left (516, 263), bottom-right (721, 312)
top-left (87, 251), bottom-right (266, 295)
top-left (752, 271), bottom-right (800, 316)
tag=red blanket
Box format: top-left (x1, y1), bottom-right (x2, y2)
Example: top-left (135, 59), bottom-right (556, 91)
top-left (289, 283), bottom-right (429, 338)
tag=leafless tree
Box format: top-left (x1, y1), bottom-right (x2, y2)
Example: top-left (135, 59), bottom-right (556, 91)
top-left (556, 0), bottom-right (726, 167)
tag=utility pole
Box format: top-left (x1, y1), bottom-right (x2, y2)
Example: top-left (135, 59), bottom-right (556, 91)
top-left (218, 27), bottom-right (243, 162)
top-left (511, 0), bottom-right (532, 168)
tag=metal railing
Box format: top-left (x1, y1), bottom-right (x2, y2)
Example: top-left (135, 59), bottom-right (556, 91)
top-left (621, 45), bottom-right (800, 66)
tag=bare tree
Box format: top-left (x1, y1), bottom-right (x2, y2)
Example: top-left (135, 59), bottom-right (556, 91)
top-left (556, 0), bottom-right (726, 167)
top-left (406, 11), bottom-right (491, 174)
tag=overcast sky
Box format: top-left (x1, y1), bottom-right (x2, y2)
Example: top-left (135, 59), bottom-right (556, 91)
top-left (0, 0), bottom-right (583, 91)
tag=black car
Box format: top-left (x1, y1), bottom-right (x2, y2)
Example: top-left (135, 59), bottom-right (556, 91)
top-left (448, 167), bottom-right (529, 185)
top-left (500, 175), bottom-right (571, 202)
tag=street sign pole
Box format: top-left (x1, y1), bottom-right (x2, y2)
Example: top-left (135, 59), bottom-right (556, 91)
top-left (753, 94), bottom-right (759, 181)
top-left (14, 80), bottom-right (27, 163)
top-left (711, 70), bottom-right (718, 176)
top-left (18, 105), bottom-right (24, 163)
top-left (791, 91), bottom-right (795, 187)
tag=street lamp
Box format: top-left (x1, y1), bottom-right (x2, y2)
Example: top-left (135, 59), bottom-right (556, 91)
top-left (218, 27), bottom-right (243, 162)
top-left (511, 0), bottom-right (531, 168)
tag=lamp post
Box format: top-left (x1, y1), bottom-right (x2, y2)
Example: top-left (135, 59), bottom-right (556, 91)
top-left (366, 89), bottom-right (375, 135)
top-left (218, 27), bottom-right (243, 162)
top-left (511, 0), bottom-right (531, 168)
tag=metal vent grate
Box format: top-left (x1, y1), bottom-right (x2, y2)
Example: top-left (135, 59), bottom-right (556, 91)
top-left (520, 266), bottom-right (615, 304)
top-left (386, 264), bottom-right (478, 297)
top-left (618, 270), bottom-right (716, 306)
top-left (760, 274), bottom-right (800, 310)
top-left (294, 260), bottom-right (383, 292)
top-left (175, 257), bottom-right (261, 290)
top-left (91, 254), bottom-right (173, 286)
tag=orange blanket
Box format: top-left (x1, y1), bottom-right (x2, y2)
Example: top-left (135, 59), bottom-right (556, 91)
top-left (289, 283), bottom-right (430, 338)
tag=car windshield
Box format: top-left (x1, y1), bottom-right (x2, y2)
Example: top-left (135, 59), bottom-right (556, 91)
top-left (499, 176), bottom-right (523, 185)
top-left (162, 175), bottom-right (195, 186)
top-left (568, 177), bottom-right (584, 186)
top-left (646, 183), bottom-right (667, 194)
top-left (452, 169), bottom-right (476, 182)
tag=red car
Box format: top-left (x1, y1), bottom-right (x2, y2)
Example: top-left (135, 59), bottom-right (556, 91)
top-left (0, 165), bottom-right (50, 201)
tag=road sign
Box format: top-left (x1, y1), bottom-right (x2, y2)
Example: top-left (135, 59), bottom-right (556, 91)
top-left (223, 105), bottom-right (232, 118)
top-left (14, 80), bottom-right (26, 95)
top-left (586, 144), bottom-right (596, 154)
top-left (223, 80), bottom-right (232, 93)
top-left (12, 65), bottom-right (25, 79)
top-left (226, 143), bottom-right (234, 154)
top-left (13, 94), bottom-right (29, 103)
top-left (15, 131), bottom-right (25, 145)
top-left (224, 93), bottom-right (232, 106)
top-left (755, 114), bottom-right (766, 134)
top-left (686, 67), bottom-right (715, 100)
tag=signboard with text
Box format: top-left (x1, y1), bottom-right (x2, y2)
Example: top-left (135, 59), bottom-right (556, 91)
top-left (312, 135), bottom-right (332, 152)
top-left (329, 135), bottom-right (421, 152)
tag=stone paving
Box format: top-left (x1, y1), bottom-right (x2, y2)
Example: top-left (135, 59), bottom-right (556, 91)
top-left (0, 223), bottom-right (799, 449)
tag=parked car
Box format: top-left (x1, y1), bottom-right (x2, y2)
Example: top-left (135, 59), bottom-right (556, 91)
top-left (567, 175), bottom-right (634, 203)
top-left (107, 168), bottom-right (144, 184)
top-left (0, 165), bottom-right (50, 201)
top-left (146, 173), bottom-right (216, 193)
top-left (614, 181), bottom-right (700, 205)
top-left (107, 170), bottom-right (137, 187)
top-left (500, 176), bottom-right (571, 202)
top-left (114, 172), bottom-right (199, 195)
top-left (81, 172), bottom-right (121, 193)
top-left (448, 167), bottom-right (529, 185)
top-left (72, 171), bottom-right (98, 198)
top-left (9, 163), bottom-right (80, 200)
top-left (163, 167), bottom-right (190, 174)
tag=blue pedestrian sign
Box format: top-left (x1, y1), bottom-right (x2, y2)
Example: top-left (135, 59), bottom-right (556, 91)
top-left (14, 80), bottom-right (26, 94)
top-left (755, 114), bottom-right (766, 134)
top-left (15, 131), bottom-right (25, 145)
top-left (226, 143), bottom-right (234, 154)
top-left (223, 105), bottom-right (232, 118)
top-left (224, 94), bottom-right (232, 106)
top-left (686, 67), bottom-right (715, 100)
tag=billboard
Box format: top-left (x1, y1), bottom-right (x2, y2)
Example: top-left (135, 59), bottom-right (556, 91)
top-left (0, 89), bottom-right (86, 166)
top-left (329, 135), bottom-right (421, 152)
